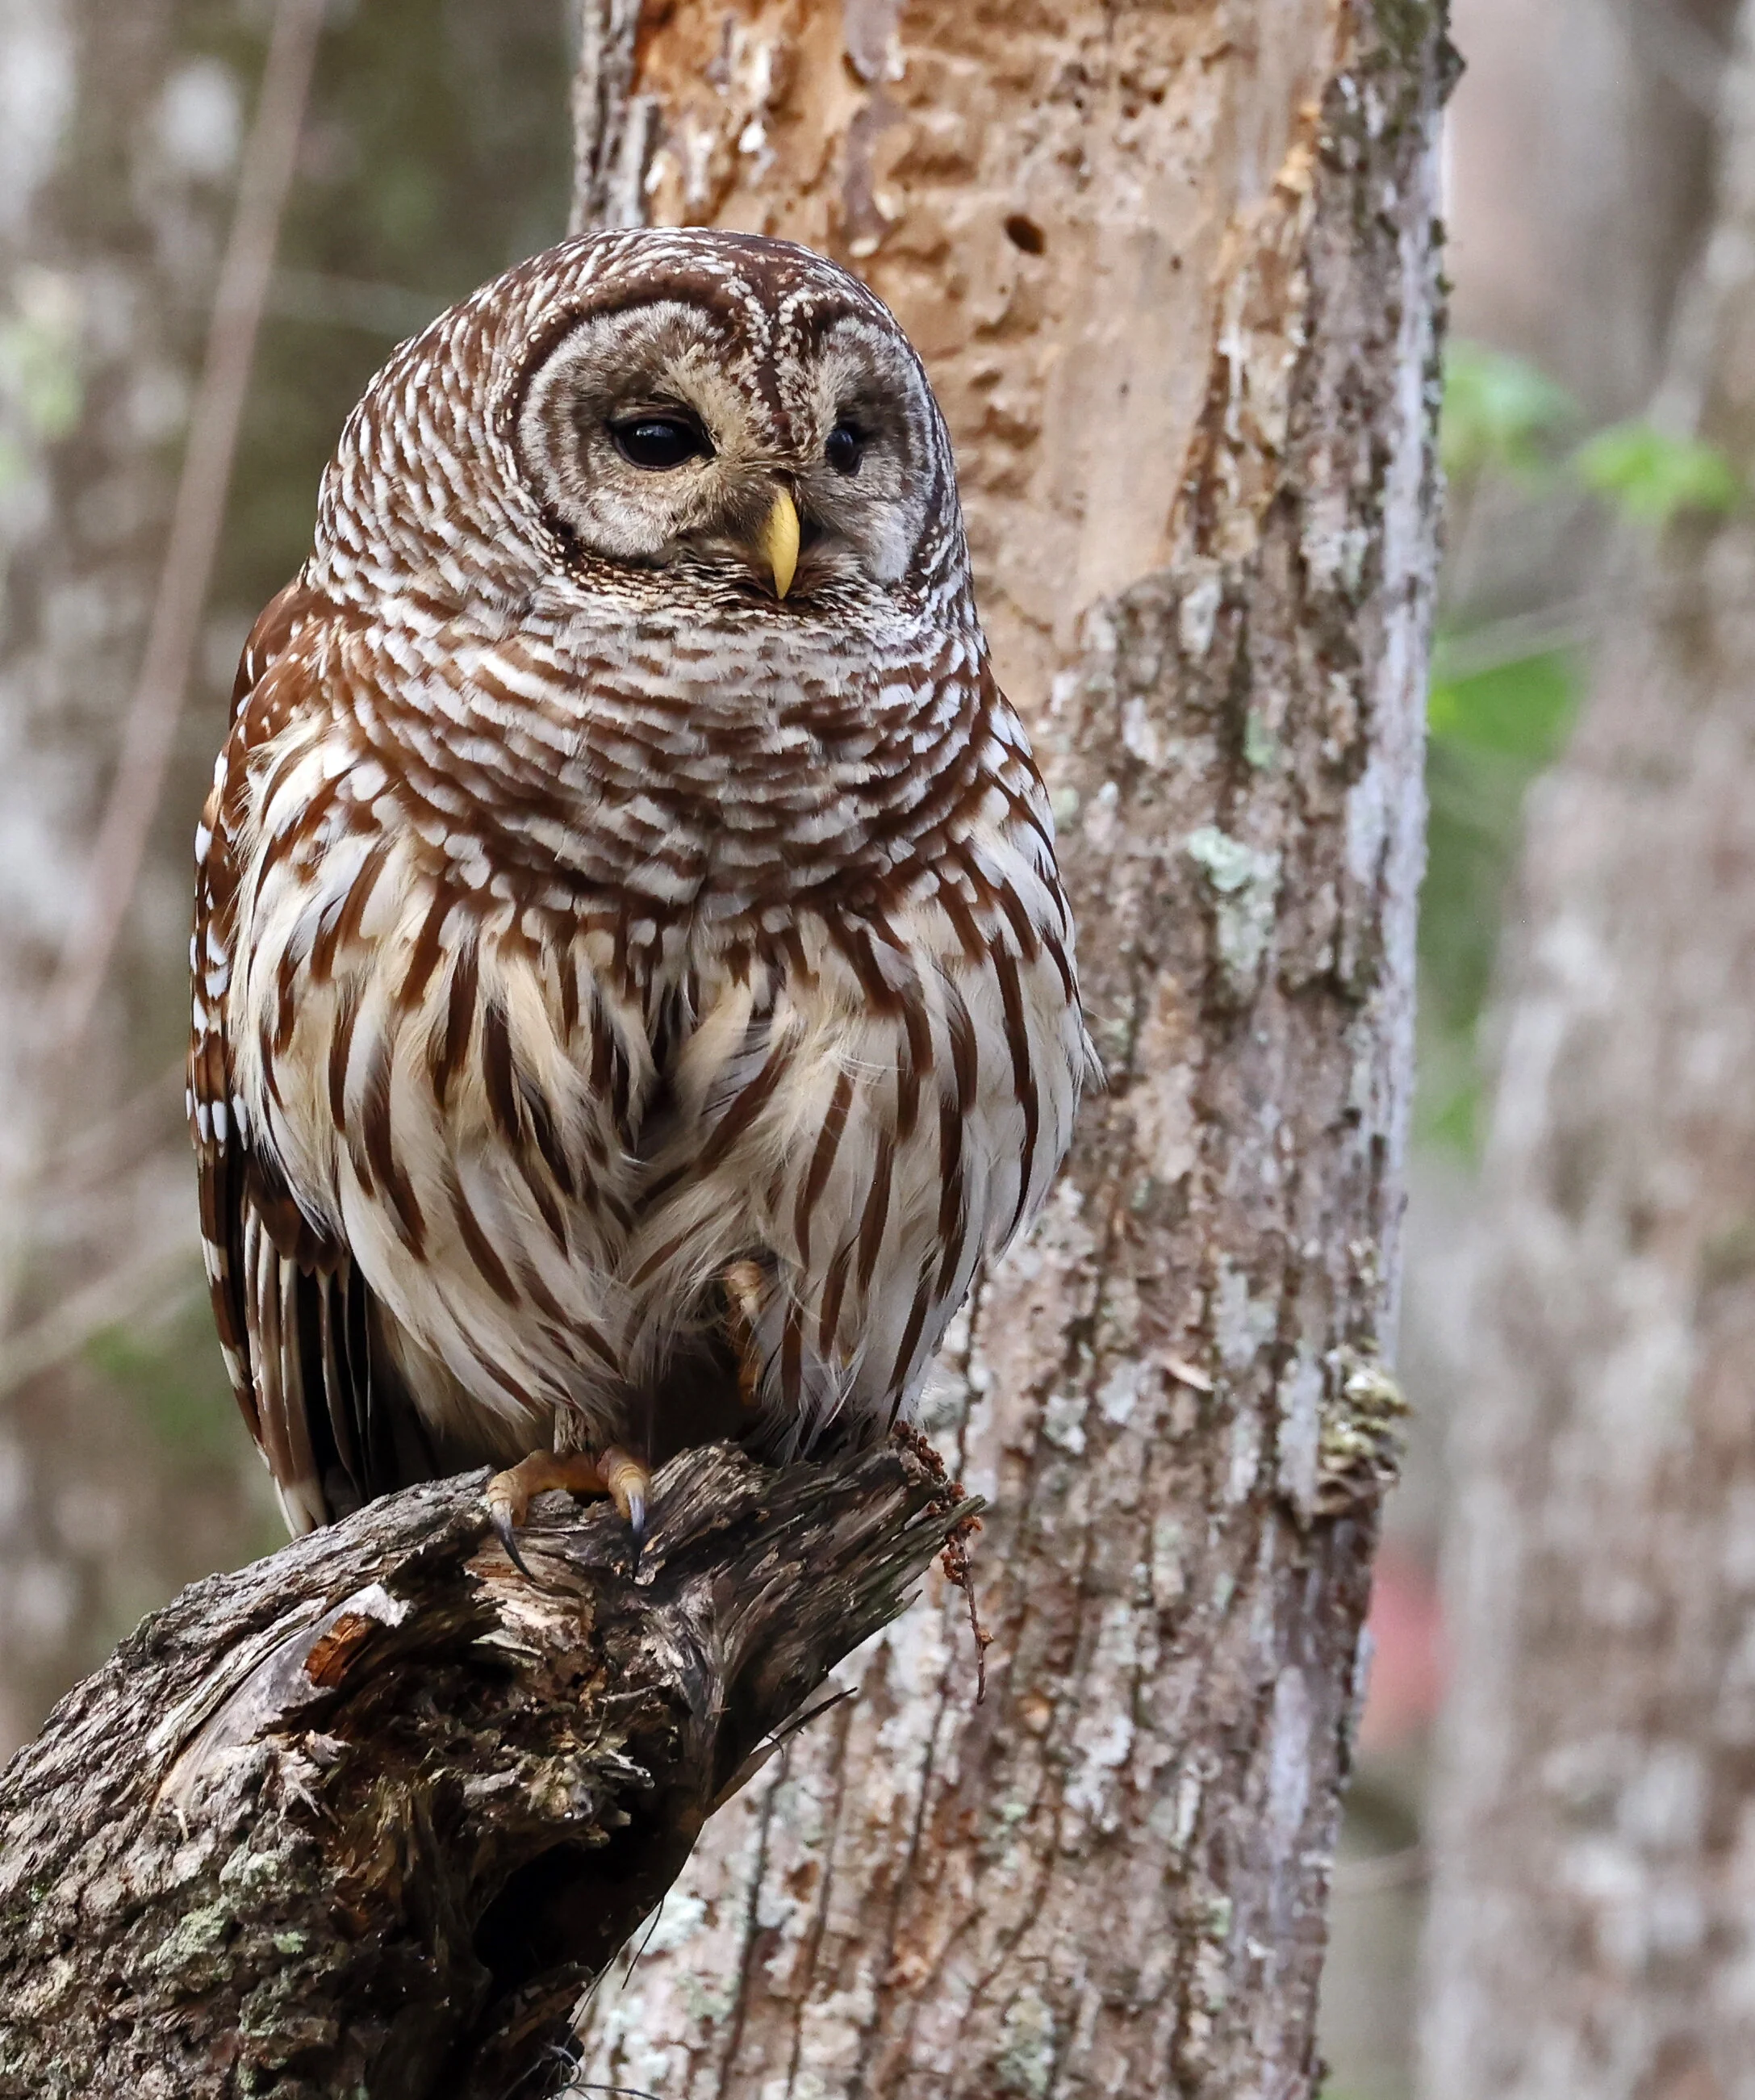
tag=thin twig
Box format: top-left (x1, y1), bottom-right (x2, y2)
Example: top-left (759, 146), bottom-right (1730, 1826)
top-left (1331, 1845), bottom-right (1429, 1895)
top-left (1432, 600), bottom-right (1596, 684)
top-left (0, 1244), bottom-right (203, 1401)
top-left (1610, 0), bottom-right (1732, 115)
top-left (33, 1056), bottom-right (185, 1190)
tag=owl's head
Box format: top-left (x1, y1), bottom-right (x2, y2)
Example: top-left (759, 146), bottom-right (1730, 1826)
top-left (487, 230), bottom-right (954, 612)
top-left (316, 232), bottom-right (972, 627)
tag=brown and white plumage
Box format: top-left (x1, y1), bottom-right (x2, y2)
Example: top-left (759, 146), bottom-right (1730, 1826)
top-left (189, 228), bottom-right (1097, 1537)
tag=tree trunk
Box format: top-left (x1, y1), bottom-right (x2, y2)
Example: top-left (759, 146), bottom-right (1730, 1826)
top-left (0, 2), bottom-right (1445, 2089)
top-left (566, 5), bottom-right (1448, 2094)
top-left (0, 1443), bottom-right (967, 2098)
top-left (1420, 8), bottom-right (1755, 2095)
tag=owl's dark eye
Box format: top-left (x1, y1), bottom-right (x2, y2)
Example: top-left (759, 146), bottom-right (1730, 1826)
top-left (825, 421), bottom-right (864, 475)
top-left (610, 413), bottom-right (712, 470)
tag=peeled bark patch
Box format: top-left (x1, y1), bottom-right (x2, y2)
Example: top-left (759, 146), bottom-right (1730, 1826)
top-left (0, 1441), bottom-right (971, 2100)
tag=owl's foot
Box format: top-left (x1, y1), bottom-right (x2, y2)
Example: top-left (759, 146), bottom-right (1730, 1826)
top-left (483, 1444), bottom-right (650, 1576)
top-left (722, 1259), bottom-right (767, 1411)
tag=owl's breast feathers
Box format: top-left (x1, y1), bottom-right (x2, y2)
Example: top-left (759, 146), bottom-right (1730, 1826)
top-left (192, 577), bottom-right (1096, 1528)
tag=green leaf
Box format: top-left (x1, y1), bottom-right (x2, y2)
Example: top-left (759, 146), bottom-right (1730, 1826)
top-left (1418, 645), bottom-right (1582, 1157)
top-left (1427, 646), bottom-right (1576, 763)
top-left (1572, 420), bottom-right (1740, 525)
top-left (1441, 340), bottom-right (1577, 482)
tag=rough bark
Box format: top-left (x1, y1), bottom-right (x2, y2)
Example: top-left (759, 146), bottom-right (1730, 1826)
top-left (1420, 7), bottom-right (1755, 2095)
top-left (566, 5), bottom-right (1448, 2094)
top-left (0, 1441), bottom-right (969, 2098)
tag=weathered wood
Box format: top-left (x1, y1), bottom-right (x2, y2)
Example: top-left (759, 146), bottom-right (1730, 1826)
top-left (0, 1441), bottom-right (973, 2099)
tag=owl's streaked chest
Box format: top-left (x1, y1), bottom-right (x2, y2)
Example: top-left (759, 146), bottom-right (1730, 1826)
top-left (274, 604), bottom-right (988, 934)
top-left (227, 600), bottom-right (1048, 1111)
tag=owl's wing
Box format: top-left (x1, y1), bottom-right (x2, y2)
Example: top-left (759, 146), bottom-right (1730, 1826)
top-left (190, 584), bottom-right (432, 1531)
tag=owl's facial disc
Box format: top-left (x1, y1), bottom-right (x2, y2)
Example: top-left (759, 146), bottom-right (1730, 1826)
top-left (513, 297), bottom-right (938, 604)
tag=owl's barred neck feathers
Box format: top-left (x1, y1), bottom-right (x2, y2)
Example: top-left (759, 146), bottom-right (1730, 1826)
top-left (193, 228), bottom-right (1096, 1541)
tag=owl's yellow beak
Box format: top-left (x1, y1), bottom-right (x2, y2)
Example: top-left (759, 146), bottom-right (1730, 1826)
top-left (761, 486), bottom-right (800, 600)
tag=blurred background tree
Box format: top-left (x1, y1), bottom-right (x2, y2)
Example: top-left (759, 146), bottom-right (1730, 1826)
top-left (1419, 0), bottom-right (1755, 2091)
top-left (0, 0), bottom-right (571, 1747)
top-left (1320, 2), bottom-right (1745, 2095)
top-left (0, 4), bottom-right (1745, 2095)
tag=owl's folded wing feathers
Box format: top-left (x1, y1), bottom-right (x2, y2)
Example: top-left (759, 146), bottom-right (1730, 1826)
top-left (190, 584), bottom-right (432, 1531)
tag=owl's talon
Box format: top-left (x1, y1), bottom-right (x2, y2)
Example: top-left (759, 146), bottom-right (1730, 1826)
top-left (600, 1445), bottom-right (652, 1546)
top-left (722, 1259), bottom-right (767, 1412)
top-left (482, 1447), bottom-right (649, 1572)
top-left (489, 1503), bottom-right (536, 1580)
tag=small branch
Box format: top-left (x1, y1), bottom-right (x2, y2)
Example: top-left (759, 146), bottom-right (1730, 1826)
top-left (0, 1232), bottom-right (199, 1400)
top-left (0, 1440), bottom-right (972, 2100)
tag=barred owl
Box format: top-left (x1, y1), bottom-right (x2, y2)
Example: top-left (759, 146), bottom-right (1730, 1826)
top-left (189, 228), bottom-right (1097, 1555)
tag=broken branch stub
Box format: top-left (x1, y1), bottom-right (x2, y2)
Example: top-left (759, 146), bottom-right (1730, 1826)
top-left (0, 1440), bottom-right (971, 2100)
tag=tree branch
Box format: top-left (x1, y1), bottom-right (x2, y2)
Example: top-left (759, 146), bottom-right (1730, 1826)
top-left (0, 1440), bottom-right (974, 2100)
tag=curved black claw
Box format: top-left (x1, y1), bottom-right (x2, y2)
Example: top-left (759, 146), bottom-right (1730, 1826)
top-left (600, 1445), bottom-right (652, 1563)
top-left (491, 1504), bottom-right (535, 1580)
